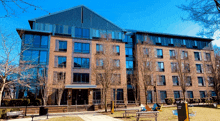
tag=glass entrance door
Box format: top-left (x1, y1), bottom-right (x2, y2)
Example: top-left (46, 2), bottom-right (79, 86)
top-left (72, 89), bottom-right (88, 105)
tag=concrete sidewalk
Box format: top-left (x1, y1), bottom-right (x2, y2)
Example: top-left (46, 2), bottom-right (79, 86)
top-left (7, 113), bottom-right (122, 121)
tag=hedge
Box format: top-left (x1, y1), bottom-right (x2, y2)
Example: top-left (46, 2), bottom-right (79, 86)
top-left (1, 99), bottom-right (30, 106)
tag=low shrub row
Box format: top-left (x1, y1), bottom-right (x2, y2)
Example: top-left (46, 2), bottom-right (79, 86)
top-left (1, 98), bottom-right (42, 106)
top-left (165, 97), bottom-right (217, 105)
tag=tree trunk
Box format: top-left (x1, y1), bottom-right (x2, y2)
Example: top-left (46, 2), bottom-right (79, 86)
top-left (43, 98), bottom-right (47, 106)
top-left (0, 83), bottom-right (6, 106)
top-left (105, 93), bottom-right (107, 112)
top-left (183, 91), bottom-right (186, 102)
top-left (145, 89), bottom-right (148, 105)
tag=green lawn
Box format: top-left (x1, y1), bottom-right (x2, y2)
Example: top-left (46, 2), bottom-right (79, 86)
top-left (101, 107), bottom-right (220, 121)
top-left (40, 116), bottom-right (84, 121)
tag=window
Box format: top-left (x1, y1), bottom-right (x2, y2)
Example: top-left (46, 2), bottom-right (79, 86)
top-left (204, 53), bottom-right (211, 61)
top-left (160, 91), bottom-right (167, 103)
top-left (144, 75), bottom-right (152, 85)
top-left (113, 45), bottom-right (120, 55)
top-left (157, 62), bottom-right (164, 72)
top-left (143, 48), bottom-right (149, 57)
top-left (53, 72), bottom-right (66, 85)
top-left (187, 91), bottom-right (193, 98)
top-left (211, 91), bottom-right (217, 97)
top-left (171, 62), bottom-right (177, 72)
top-left (75, 28), bottom-right (89, 38)
top-left (181, 51), bottom-right (188, 59)
top-left (186, 76), bottom-right (192, 86)
top-left (24, 34), bottom-right (48, 48)
top-left (182, 39), bottom-right (186, 46)
top-left (199, 91), bottom-right (206, 98)
top-left (174, 91), bottom-right (180, 99)
top-left (58, 56), bottom-right (66, 68)
top-left (33, 35), bottom-right (41, 47)
top-left (126, 61), bottom-right (133, 69)
top-left (169, 50), bottom-right (176, 59)
top-left (196, 64), bottom-right (203, 73)
top-left (172, 76), bottom-right (179, 86)
top-left (194, 52), bottom-right (202, 61)
top-left (41, 36), bottom-right (48, 48)
top-left (113, 89), bottom-right (124, 102)
top-left (156, 49), bottom-right (163, 58)
top-left (157, 75), bottom-right (166, 85)
top-left (144, 61), bottom-right (151, 70)
top-left (74, 58), bottom-right (90, 68)
top-left (183, 63), bottom-right (190, 72)
top-left (73, 73), bottom-right (89, 83)
top-left (126, 48), bottom-right (133, 56)
top-left (22, 50), bottom-right (39, 64)
top-left (68, 26), bottom-right (72, 35)
top-left (96, 74), bottom-right (104, 85)
top-left (58, 41), bottom-right (67, 52)
top-left (113, 59), bottom-right (120, 68)
top-left (124, 35), bottom-right (132, 43)
top-left (39, 51), bottom-right (47, 64)
top-left (194, 41), bottom-right (197, 48)
top-left (156, 37), bottom-right (161, 45)
top-left (93, 89), bottom-right (101, 104)
top-left (74, 42), bottom-right (90, 53)
top-left (168, 38), bottom-right (174, 46)
top-left (206, 64), bottom-right (212, 73)
top-left (96, 44), bottom-right (103, 53)
top-left (96, 59), bottom-right (104, 68)
top-left (24, 34), bottom-right (33, 45)
top-left (111, 74), bottom-right (121, 85)
top-left (208, 77), bottom-right (214, 86)
top-left (198, 77), bottom-right (205, 86)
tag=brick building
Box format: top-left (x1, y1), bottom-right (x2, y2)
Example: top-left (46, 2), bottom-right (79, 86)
top-left (16, 5), bottom-right (215, 106)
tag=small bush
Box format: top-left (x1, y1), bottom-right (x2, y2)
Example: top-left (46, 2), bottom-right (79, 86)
top-left (165, 98), bottom-right (174, 105)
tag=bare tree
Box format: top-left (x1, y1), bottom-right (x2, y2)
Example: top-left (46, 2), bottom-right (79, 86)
top-left (0, 0), bottom-right (49, 18)
top-left (92, 37), bottom-right (121, 112)
top-left (54, 71), bottom-right (65, 106)
top-left (0, 32), bottom-right (35, 106)
top-left (178, 0), bottom-right (220, 37)
top-left (172, 47), bottom-right (193, 101)
top-left (37, 67), bottom-right (48, 106)
top-left (135, 36), bottom-right (156, 105)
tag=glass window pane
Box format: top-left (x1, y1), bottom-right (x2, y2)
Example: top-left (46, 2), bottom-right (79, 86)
top-left (23, 50), bottom-right (32, 61)
top-left (24, 34), bottom-right (33, 45)
top-left (31, 51), bottom-right (39, 64)
top-left (40, 51), bottom-right (47, 64)
top-left (33, 35), bottom-right (41, 47)
top-left (59, 41), bottom-right (67, 52)
top-left (41, 36), bottom-right (48, 47)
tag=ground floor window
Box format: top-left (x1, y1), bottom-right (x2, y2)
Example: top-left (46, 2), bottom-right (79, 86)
top-left (174, 91), bottom-right (180, 99)
top-left (187, 91), bottom-right (194, 98)
top-left (199, 91), bottom-right (206, 98)
top-left (211, 91), bottom-right (217, 97)
top-left (160, 91), bottom-right (167, 103)
top-left (93, 89), bottom-right (101, 104)
top-left (127, 89), bottom-right (136, 103)
top-left (147, 91), bottom-right (152, 103)
top-left (113, 89), bottom-right (124, 103)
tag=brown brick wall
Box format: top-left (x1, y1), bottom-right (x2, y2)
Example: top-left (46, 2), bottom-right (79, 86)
top-left (137, 44), bottom-right (215, 104)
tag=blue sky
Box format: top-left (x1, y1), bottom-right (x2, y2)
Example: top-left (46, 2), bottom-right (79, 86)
top-left (0, 0), bottom-right (219, 46)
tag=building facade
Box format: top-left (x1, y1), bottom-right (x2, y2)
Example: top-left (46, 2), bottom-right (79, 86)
top-left (16, 5), bottom-right (215, 106)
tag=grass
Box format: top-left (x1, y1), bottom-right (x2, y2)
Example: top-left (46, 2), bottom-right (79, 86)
top-left (101, 107), bottom-right (220, 121)
top-left (40, 116), bottom-right (84, 121)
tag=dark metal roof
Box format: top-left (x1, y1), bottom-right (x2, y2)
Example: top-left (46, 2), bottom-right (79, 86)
top-left (29, 5), bottom-right (122, 31)
top-left (124, 29), bottom-right (213, 41)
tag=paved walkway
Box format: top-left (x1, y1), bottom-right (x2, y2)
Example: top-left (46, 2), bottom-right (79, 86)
top-left (7, 113), bottom-right (122, 121)
top-left (78, 113), bottom-right (122, 121)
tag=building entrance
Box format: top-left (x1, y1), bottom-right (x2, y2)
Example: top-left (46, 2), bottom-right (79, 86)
top-left (72, 89), bottom-right (88, 105)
